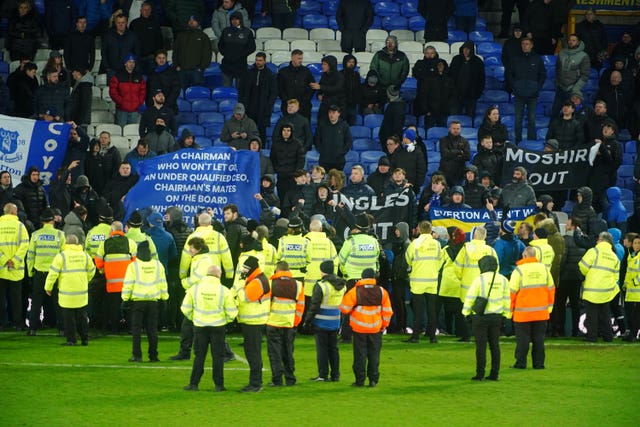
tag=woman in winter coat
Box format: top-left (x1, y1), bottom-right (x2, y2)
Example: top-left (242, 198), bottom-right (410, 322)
top-left (476, 106), bottom-right (509, 154)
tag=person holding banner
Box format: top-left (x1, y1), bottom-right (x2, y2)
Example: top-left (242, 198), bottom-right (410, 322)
top-left (501, 167), bottom-right (537, 208)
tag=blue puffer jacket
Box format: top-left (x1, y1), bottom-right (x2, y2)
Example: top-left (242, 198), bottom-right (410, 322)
top-left (76, 0), bottom-right (113, 32)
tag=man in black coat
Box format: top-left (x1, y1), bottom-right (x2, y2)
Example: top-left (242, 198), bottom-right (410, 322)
top-left (336, 0), bottom-right (373, 53)
top-left (418, 0), bottom-right (454, 42)
top-left (33, 69), bottom-right (71, 122)
top-left (341, 54), bottom-right (361, 126)
top-left (278, 49), bottom-right (315, 120)
top-left (386, 130), bottom-right (427, 193)
top-left (270, 122), bottom-right (305, 202)
top-left (449, 41), bottom-right (485, 121)
top-left (273, 99), bottom-right (313, 150)
top-left (239, 52), bottom-right (278, 145)
top-left (438, 121), bottom-right (471, 186)
top-left (139, 88), bottom-right (177, 138)
top-left (311, 55), bottom-right (345, 124)
top-left (218, 11), bottom-right (256, 88)
top-left (313, 106), bottom-right (353, 172)
top-left (145, 50), bottom-right (181, 114)
top-left (546, 101), bottom-right (585, 149)
top-left (64, 16), bottom-right (95, 74)
top-left (378, 85), bottom-right (405, 146)
top-left (596, 71), bottom-right (630, 129)
top-left (101, 14), bottom-right (140, 81)
top-left (13, 166), bottom-right (48, 229)
top-left (525, 0), bottom-right (559, 55)
top-left (129, 1), bottom-right (163, 76)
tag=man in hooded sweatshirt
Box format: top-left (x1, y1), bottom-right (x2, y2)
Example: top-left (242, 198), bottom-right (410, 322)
top-left (218, 11), bottom-right (256, 88)
top-left (377, 85), bottom-right (405, 145)
top-left (370, 35), bottom-right (409, 89)
top-left (359, 70), bottom-right (386, 115)
top-left (341, 54), bottom-right (361, 126)
top-left (449, 41), bottom-right (485, 120)
top-left (310, 55), bottom-right (345, 123)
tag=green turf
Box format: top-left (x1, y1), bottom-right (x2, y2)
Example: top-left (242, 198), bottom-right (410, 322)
top-left (1, 331), bottom-right (638, 426)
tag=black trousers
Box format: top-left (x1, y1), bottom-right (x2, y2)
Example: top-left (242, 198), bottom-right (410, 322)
top-left (241, 323), bottom-right (264, 387)
top-left (454, 302), bottom-right (471, 340)
top-left (314, 328), bottom-right (340, 381)
top-left (390, 279), bottom-right (407, 332)
top-left (437, 295), bottom-right (462, 335)
top-left (584, 300), bottom-right (613, 341)
top-left (411, 292), bottom-right (438, 340)
top-left (131, 301), bottom-right (159, 360)
top-left (0, 278), bottom-right (22, 328)
top-left (626, 301), bottom-right (640, 338)
top-left (178, 317), bottom-right (195, 357)
top-left (472, 314), bottom-right (502, 377)
top-left (190, 325), bottom-right (226, 387)
top-left (62, 306), bottom-right (89, 344)
top-left (341, 279), bottom-right (357, 340)
top-left (514, 320), bottom-right (547, 368)
top-left (340, 30), bottom-right (367, 53)
top-left (28, 271), bottom-right (48, 330)
top-left (105, 292), bottom-right (122, 333)
top-left (88, 273), bottom-right (106, 329)
top-left (352, 332), bottom-right (382, 385)
top-left (500, 0), bottom-right (529, 34)
top-left (266, 325), bottom-right (297, 385)
top-left (552, 280), bottom-right (582, 336)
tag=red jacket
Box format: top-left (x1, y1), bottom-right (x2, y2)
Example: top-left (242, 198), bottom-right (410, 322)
top-left (109, 70), bottom-right (146, 112)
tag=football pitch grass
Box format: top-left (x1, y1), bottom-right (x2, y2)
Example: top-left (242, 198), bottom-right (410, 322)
top-left (1, 331), bottom-right (638, 427)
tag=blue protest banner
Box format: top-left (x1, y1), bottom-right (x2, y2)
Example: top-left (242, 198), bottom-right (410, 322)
top-left (123, 147), bottom-right (261, 226)
top-left (0, 115), bottom-right (70, 189)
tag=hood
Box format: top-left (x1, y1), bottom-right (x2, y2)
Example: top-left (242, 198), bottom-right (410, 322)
top-left (166, 206), bottom-right (184, 226)
top-left (606, 186), bottom-right (621, 203)
top-left (539, 218), bottom-right (559, 235)
top-left (262, 174), bottom-right (276, 185)
top-left (466, 240), bottom-right (490, 261)
top-left (230, 10), bottom-right (244, 27)
top-left (566, 40), bottom-right (586, 55)
top-left (435, 58), bottom-right (449, 74)
top-left (459, 41), bottom-right (476, 56)
top-left (342, 54), bottom-right (357, 68)
top-left (322, 55), bottom-right (338, 73)
top-left (365, 69), bottom-right (380, 85)
top-left (325, 274), bottom-right (346, 291)
top-left (464, 165), bottom-right (478, 182)
top-left (577, 186), bottom-right (593, 207)
top-left (395, 222), bottom-right (410, 241)
top-left (179, 128), bottom-right (194, 142)
top-left (76, 72), bottom-right (94, 85)
top-left (64, 210), bottom-right (84, 227)
top-left (608, 227), bottom-right (622, 243)
top-left (538, 194), bottom-right (553, 207)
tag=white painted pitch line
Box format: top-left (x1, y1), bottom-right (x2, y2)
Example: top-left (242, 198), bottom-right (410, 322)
top-left (0, 362), bottom-right (254, 371)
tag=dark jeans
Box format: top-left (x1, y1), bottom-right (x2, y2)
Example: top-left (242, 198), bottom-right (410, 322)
top-left (410, 292), bottom-right (438, 340)
top-left (341, 30), bottom-right (367, 53)
top-left (314, 328), bottom-right (340, 380)
top-left (455, 304), bottom-right (471, 340)
top-left (352, 332), bottom-right (382, 385)
top-left (177, 317), bottom-right (194, 357)
top-left (343, 105), bottom-right (358, 126)
top-left (130, 300), bottom-right (159, 360)
top-left (514, 320), bottom-right (547, 368)
top-left (584, 300), bottom-right (613, 341)
top-left (241, 323), bottom-right (264, 387)
top-left (266, 325), bottom-right (297, 385)
top-left (105, 292), bottom-right (122, 333)
top-left (514, 96), bottom-right (538, 142)
top-left (551, 87), bottom-right (571, 119)
top-left (271, 12), bottom-right (296, 31)
top-left (552, 280), bottom-right (582, 336)
top-left (190, 325), bottom-right (226, 387)
top-left (62, 306), bottom-right (89, 344)
top-left (453, 97), bottom-right (477, 123)
top-left (88, 273), bottom-right (106, 329)
top-left (437, 296), bottom-right (463, 335)
top-left (500, 0), bottom-right (529, 34)
top-left (390, 279), bottom-right (407, 332)
top-left (455, 16), bottom-right (476, 34)
top-left (472, 314), bottom-right (502, 377)
top-left (179, 69), bottom-right (204, 90)
top-left (0, 279), bottom-right (22, 328)
top-left (340, 279), bottom-right (357, 340)
top-left (29, 271), bottom-right (48, 330)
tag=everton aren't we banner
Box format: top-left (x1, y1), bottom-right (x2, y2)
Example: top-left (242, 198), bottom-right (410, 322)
top-left (0, 115), bottom-right (69, 189)
top-left (123, 147), bottom-right (261, 226)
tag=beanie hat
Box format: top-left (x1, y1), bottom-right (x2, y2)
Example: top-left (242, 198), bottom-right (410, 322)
top-left (137, 240), bottom-right (152, 262)
top-left (123, 54), bottom-right (136, 64)
top-left (478, 255), bottom-right (498, 273)
top-left (355, 213), bottom-right (369, 230)
top-left (501, 220), bottom-right (516, 234)
top-left (242, 256), bottom-right (260, 273)
top-left (127, 210), bottom-right (143, 227)
top-left (320, 260), bottom-right (334, 275)
top-left (378, 156), bottom-right (391, 167)
top-left (451, 186), bottom-right (465, 197)
top-left (362, 268), bottom-right (376, 279)
top-left (40, 208), bottom-right (54, 222)
top-left (534, 228), bottom-right (548, 239)
top-left (402, 128), bottom-right (416, 141)
top-left (76, 175), bottom-right (90, 188)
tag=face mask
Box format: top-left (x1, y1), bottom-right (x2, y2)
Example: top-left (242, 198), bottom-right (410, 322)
top-left (155, 125), bottom-right (165, 134)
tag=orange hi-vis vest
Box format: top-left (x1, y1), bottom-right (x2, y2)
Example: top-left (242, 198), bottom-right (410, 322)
top-left (339, 278), bottom-right (393, 333)
top-left (509, 257), bottom-right (555, 322)
top-left (94, 231), bottom-right (136, 293)
top-left (267, 270), bottom-right (305, 328)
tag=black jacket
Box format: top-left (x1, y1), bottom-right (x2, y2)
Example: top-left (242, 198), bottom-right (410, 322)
top-left (69, 72), bottom-right (93, 126)
top-left (270, 135), bottom-right (305, 178)
top-left (13, 176), bottom-right (48, 227)
top-left (317, 55), bottom-right (346, 112)
top-left (416, 59), bottom-right (454, 118)
top-left (313, 119), bottom-right (353, 166)
top-left (33, 81), bottom-right (71, 120)
top-left (336, 0), bottom-right (373, 31)
top-left (273, 113), bottom-right (313, 150)
top-left (418, 0), bottom-right (454, 42)
top-left (472, 144), bottom-right (503, 186)
top-left (506, 50), bottom-right (546, 98)
top-left (341, 54), bottom-right (361, 107)
top-left (378, 98), bottom-right (406, 144)
top-left (129, 15), bottom-right (163, 58)
top-left (145, 63), bottom-right (181, 113)
top-left (359, 70), bottom-right (386, 112)
top-left (218, 21), bottom-right (256, 78)
top-left (8, 69), bottom-right (38, 118)
top-left (101, 28), bottom-right (140, 73)
top-left (139, 105), bottom-right (177, 137)
top-left (546, 116), bottom-right (585, 149)
top-left (449, 41), bottom-right (485, 100)
top-left (103, 174), bottom-right (139, 221)
top-left (388, 146), bottom-right (427, 191)
top-left (438, 134), bottom-right (471, 185)
top-left (239, 64), bottom-right (278, 125)
top-left (49, 170), bottom-right (73, 218)
top-left (278, 62), bottom-right (315, 118)
top-left (64, 29), bottom-right (95, 73)
top-left (477, 118), bottom-right (509, 152)
top-left (7, 7), bottom-right (39, 60)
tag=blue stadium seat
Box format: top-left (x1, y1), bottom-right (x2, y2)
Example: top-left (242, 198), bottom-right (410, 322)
top-left (447, 115), bottom-right (472, 127)
top-left (204, 63), bottom-right (222, 88)
top-left (542, 79), bottom-right (555, 91)
top-left (482, 89), bottom-right (509, 103)
top-left (623, 153), bottom-right (635, 165)
top-left (538, 91), bottom-right (555, 104)
top-left (498, 102), bottom-right (515, 115)
top-left (475, 17), bottom-right (487, 30)
top-left (328, 15), bottom-right (339, 30)
top-left (476, 42), bottom-right (502, 55)
top-left (493, 66), bottom-right (505, 82)
top-left (184, 86), bottom-right (211, 100)
top-left (367, 163), bottom-right (379, 174)
top-left (176, 112), bottom-right (197, 125)
top-left (217, 99), bottom-right (235, 113)
top-left (353, 139), bottom-right (379, 151)
top-left (299, 0), bottom-right (323, 15)
top-left (618, 165), bottom-right (634, 178)
top-left (212, 87), bottom-right (238, 102)
top-left (198, 112), bottom-right (224, 125)
top-left (536, 128), bottom-right (548, 140)
top-left (620, 188), bottom-right (634, 200)
top-left (408, 15), bottom-right (425, 32)
top-left (426, 127), bottom-right (449, 141)
top-left (461, 128), bottom-right (476, 139)
top-left (535, 116), bottom-right (550, 128)
top-left (401, 1), bottom-right (419, 17)
top-left (0, 61), bottom-right (8, 74)
top-left (252, 14), bottom-right (272, 28)
top-left (360, 150), bottom-right (386, 164)
top-left (483, 55), bottom-right (502, 66)
top-left (302, 14), bottom-right (328, 29)
top-left (177, 99), bottom-right (192, 112)
top-left (469, 31), bottom-right (494, 43)
top-left (205, 123), bottom-right (225, 138)
top-left (306, 150), bottom-right (320, 165)
top-left (541, 55), bottom-right (557, 67)
top-left (619, 128), bottom-right (632, 141)
top-left (429, 151), bottom-right (441, 164)
top-left (364, 114), bottom-right (384, 129)
top-left (265, 63), bottom-right (278, 74)
top-left (307, 62), bottom-right (323, 75)
top-left (345, 151), bottom-right (360, 163)
top-left (350, 126), bottom-right (371, 139)
top-left (625, 140), bottom-right (637, 154)
top-left (270, 113), bottom-right (281, 126)
top-left (323, 0), bottom-right (338, 15)
top-left (382, 16), bottom-right (408, 31)
top-left (177, 124), bottom-right (205, 137)
top-left (448, 30), bottom-right (467, 43)
top-left (375, 2), bottom-right (400, 17)
top-left (519, 140), bottom-right (544, 151)
top-left (191, 99), bottom-right (218, 113)
top-left (622, 200), bottom-right (634, 217)
top-left (500, 115), bottom-right (514, 129)
top-left (401, 77), bottom-right (417, 91)
top-left (197, 137), bottom-right (213, 147)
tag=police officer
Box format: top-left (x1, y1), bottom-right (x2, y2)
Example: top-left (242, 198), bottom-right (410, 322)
top-left (509, 246), bottom-right (555, 369)
top-left (579, 232), bottom-right (620, 342)
top-left (236, 256), bottom-right (271, 392)
top-left (0, 203), bottom-right (29, 331)
top-left (266, 261), bottom-right (305, 387)
top-left (338, 213), bottom-right (380, 342)
top-left (45, 235), bottom-right (96, 345)
top-left (404, 221), bottom-right (442, 344)
top-left (339, 268), bottom-right (393, 387)
top-left (26, 208), bottom-right (65, 335)
top-left (304, 260), bottom-right (346, 382)
top-left (182, 265), bottom-right (238, 392)
top-left (276, 215), bottom-right (309, 281)
top-left (122, 241), bottom-right (169, 362)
